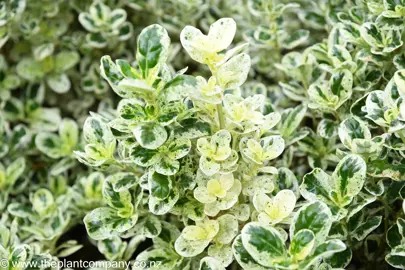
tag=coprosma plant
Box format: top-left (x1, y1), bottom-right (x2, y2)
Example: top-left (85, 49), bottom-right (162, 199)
top-left (76, 18), bottom-right (347, 269)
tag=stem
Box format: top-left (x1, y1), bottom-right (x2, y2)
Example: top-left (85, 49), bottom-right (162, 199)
top-left (217, 103), bottom-right (225, 129)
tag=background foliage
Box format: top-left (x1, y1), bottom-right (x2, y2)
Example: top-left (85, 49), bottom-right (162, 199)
top-left (1, 0), bottom-right (405, 269)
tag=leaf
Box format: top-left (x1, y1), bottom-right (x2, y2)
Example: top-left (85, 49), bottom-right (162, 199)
top-left (166, 138), bottom-right (191, 160)
top-left (109, 173), bottom-right (138, 192)
top-left (324, 247), bottom-right (352, 268)
top-left (98, 236), bottom-right (126, 261)
top-left (174, 234), bottom-right (210, 257)
top-left (83, 116), bottom-right (115, 146)
top-left (136, 24), bottom-right (170, 80)
top-left (6, 157), bottom-right (25, 187)
top-left (338, 117), bottom-right (371, 149)
top-left (280, 105), bottom-right (307, 138)
top-left (216, 214), bottom-right (238, 245)
top-left (117, 99), bottom-right (147, 121)
top-left (331, 154), bottom-right (366, 207)
top-left (232, 236), bottom-right (267, 270)
top-left (317, 119), bottom-right (338, 138)
top-left (290, 229), bottom-right (315, 261)
top-left (365, 91), bottom-right (387, 126)
top-left (133, 123), bottom-right (167, 150)
top-left (31, 188), bottom-right (55, 217)
top-left (199, 257), bottom-right (225, 270)
top-left (54, 51), bottom-right (79, 73)
top-left (135, 249), bottom-right (178, 269)
top-left (360, 23), bottom-right (384, 47)
top-left (163, 75), bottom-right (198, 102)
top-left (130, 145), bottom-right (161, 167)
top-left (155, 156), bottom-right (180, 176)
top-left (241, 222), bottom-right (287, 267)
top-left (109, 9), bottom-right (127, 29)
top-left (33, 43), bottom-right (54, 61)
top-left (149, 171), bottom-right (172, 200)
top-left (352, 216), bottom-right (382, 241)
top-left (16, 58), bottom-right (44, 81)
top-left (59, 118), bottom-right (78, 149)
top-left (148, 188), bottom-right (179, 215)
top-left (330, 69), bottom-right (353, 106)
top-left (83, 207), bottom-right (137, 240)
top-left (180, 18), bottom-right (236, 64)
top-left (368, 159), bottom-right (405, 181)
top-left (102, 180), bottom-right (133, 217)
top-left (283, 29), bottom-right (309, 49)
top-left (100, 55), bottom-right (124, 87)
top-left (217, 53), bottom-right (251, 89)
top-left (116, 59), bottom-right (140, 79)
top-left (174, 118), bottom-right (211, 139)
top-left (300, 168), bottom-right (332, 202)
top-left (386, 245), bottom-right (405, 269)
top-left (290, 201), bottom-right (332, 243)
top-left (299, 240), bottom-right (346, 269)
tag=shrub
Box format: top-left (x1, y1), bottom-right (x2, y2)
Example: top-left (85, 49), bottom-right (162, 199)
top-left (1, 0), bottom-right (405, 269)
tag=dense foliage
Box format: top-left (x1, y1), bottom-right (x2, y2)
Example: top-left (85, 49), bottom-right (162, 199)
top-left (2, 0), bottom-right (405, 269)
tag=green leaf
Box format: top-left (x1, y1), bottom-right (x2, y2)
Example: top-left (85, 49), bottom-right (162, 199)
top-left (6, 157), bottom-right (25, 187)
top-left (59, 118), bottom-right (79, 149)
top-left (33, 43), bottom-right (54, 61)
top-left (83, 115), bottom-right (115, 146)
top-left (109, 9), bottom-right (127, 29)
top-left (324, 247), bottom-right (352, 268)
top-left (83, 207), bottom-right (138, 240)
top-left (116, 59), bottom-right (140, 79)
top-left (174, 118), bottom-right (211, 139)
top-left (102, 180), bottom-right (133, 217)
top-left (232, 235), bottom-right (267, 270)
top-left (109, 173), bottom-right (138, 192)
top-left (317, 119), bottom-right (338, 138)
top-left (331, 155), bottom-right (366, 207)
top-left (368, 159), bottom-right (405, 181)
top-left (149, 171), bottom-right (172, 199)
top-left (290, 229), bottom-right (315, 261)
top-left (163, 75), bottom-right (197, 102)
top-left (352, 216), bottom-right (382, 241)
top-left (54, 51), bottom-right (79, 73)
top-left (31, 188), bottom-right (55, 217)
top-left (360, 23), bottom-right (384, 47)
top-left (241, 222), bottom-right (287, 267)
top-left (131, 145), bottom-right (161, 167)
top-left (280, 105), bottom-right (307, 138)
top-left (155, 156), bottom-right (180, 176)
top-left (16, 57), bottom-right (44, 81)
top-left (365, 91), bottom-right (387, 126)
top-left (133, 123), bottom-right (167, 150)
top-left (97, 236), bottom-right (126, 261)
top-left (166, 138), bottom-right (191, 160)
top-left (330, 69), bottom-right (353, 106)
top-left (299, 240), bottom-right (346, 269)
top-left (148, 188), bottom-right (179, 215)
top-left (117, 99), bottom-right (147, 121)
top-left (386, 245), bottom-right (405, 269)
top-left (136, 24), bottom-right (170, 80)
top-left (283, 29), bottom-right (309, 49)
top-left (100, 55), bottom-right (124, 87)
top-left (300, 168), bottom-right (332, 202)
top-left (290, 201), bottom-right (332, 243)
